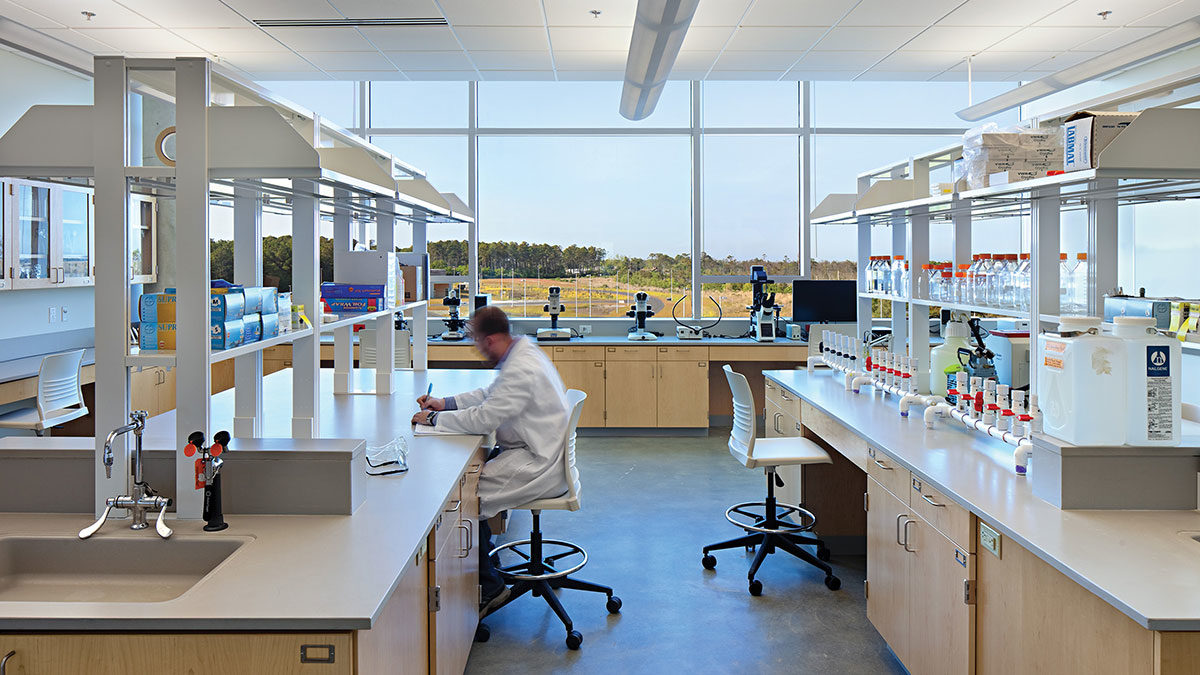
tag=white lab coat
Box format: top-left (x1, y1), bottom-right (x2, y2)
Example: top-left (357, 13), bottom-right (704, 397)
top-left (436, 337), bottom-right (570, 519)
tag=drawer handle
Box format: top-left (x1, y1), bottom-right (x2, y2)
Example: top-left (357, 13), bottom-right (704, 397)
top-left (2, 650), bottom-right (15, 675)
top-left (300, 644), bottom-right (336, 664)
top-left (896, 513), bottom-right (907, 546)
top-left (467, 463), bottom-right (482, 474)
top-left (872, 459), bottom-right (892, 471)
top-left (902, 519), bottom-right (916, 553)
top-left (921, 493), bottom-right (945, 508)
top-left (445, 499), bottom-right (462, 513)
top-left (457, 524), bottom-right (471, 558)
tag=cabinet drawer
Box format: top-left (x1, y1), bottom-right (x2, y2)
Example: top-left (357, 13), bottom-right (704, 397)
top-left (910, 476), bottom-right (973, 551)
top-left (866, 447), bottom-right (910, 504)
top-left (604, 345), bottom-right (656, 361)
top-left (774, 386), bottom-right (802, 420)
top-left (656, 345), bottom-right (709, 361)
top-left (798, 401), bottom-right (871, 472)
top-left (552, 345), bottom-right (605, 361)
top-left (430, 483), bottom-right (463, 561)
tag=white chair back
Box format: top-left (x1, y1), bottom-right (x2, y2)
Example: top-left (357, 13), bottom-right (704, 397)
top-left (723, 365), bottom-right (757, 459)
top-left (37, 350), bottom-right (85, 417)
top-left (560, 389), bottom-right (587, 508)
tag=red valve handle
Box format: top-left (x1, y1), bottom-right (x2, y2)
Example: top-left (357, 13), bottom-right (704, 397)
top-left (210, 443), bottom-right (224, 458)
top-left (184, 443), bottom-right (198, 458)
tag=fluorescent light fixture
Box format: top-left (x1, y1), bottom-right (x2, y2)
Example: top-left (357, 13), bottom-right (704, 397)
top-left (620, 0), bottom-right (700, 121)
top-left (957, 15), bottom-right (1200, 121)
top-left (253, 18), bottom-right (447, 28)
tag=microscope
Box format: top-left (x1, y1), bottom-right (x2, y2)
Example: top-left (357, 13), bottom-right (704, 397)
top-left (627, 291), bottom-right (657, 341)
top-left (440, 287), bottom-right (467, 341)
top-left (536, 286), bottom-right (572, 341)
top-left (748, 265), bottom-right (780, 343)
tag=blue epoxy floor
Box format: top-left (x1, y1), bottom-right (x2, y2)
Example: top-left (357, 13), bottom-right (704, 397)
top-left (466, 432), bottom-right (905, 675)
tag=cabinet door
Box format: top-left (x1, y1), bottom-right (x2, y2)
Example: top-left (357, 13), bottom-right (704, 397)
top-left (554, 359), bottom-right (605, 427)
top-left (604, 360), bottom-right (656, 427)
top-left (131, 368), bottom-right (161, 417)
top-left (430, 533), bottom-right (473, 675)
top-left (158, 367), bottom-right (176, 415)
top-left (11, 181), bottom-right (53, 288)
top-left (60, 188), bottom-right (92, 286)
top-left (656, 360), bottom-right (709, 427)
top-left (357, 549), bottom-right (430, 675)
top-left (129, 195), bottom-right (156, 283)
top-left (765, 401), bottom-right (803, 507)
top-left (866, 477), bottom-right (911, 665)
top-left (0, 181), bottom-right (8, 290)
top-left (906, 516), bottom-right (975, 675)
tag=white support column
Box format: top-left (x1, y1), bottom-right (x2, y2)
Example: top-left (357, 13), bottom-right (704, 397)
top-left (92, 56), bottom-right (131, 517)
top-left (1030, 186), bottom-right (1061, 395)
top-left (799, 81), bottom-right (812, 278)
top-left (953, 199), bottom-right (972, 268)
top-left (375, 199), bottom-right (396, 394)
top-left (468, 82), bottom-right (480, 306)
top-left (890, 212), bottom-right (907, 348)
top-left (908, 205), bottom-right (931, 393)
top-left (332, 190), bottom-right (352, 394)
top-left (691, 80), bottom-right (703, 320)
top-left (174, 57), bottom-right (212, 520)
top-left (233, 185), bottom-right (263, 437)
top-left (1087, 178), bottom-right (1118, 315)
top-left (413, 219), bottom-right (428, 371)
top-left (292, 179), bottom-right (321, 437)
top-left (856, 214), bottom-right (871, 340)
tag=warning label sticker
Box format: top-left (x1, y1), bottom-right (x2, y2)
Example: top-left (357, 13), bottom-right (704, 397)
top-left (1146, 346), bottom-right (1173, 441)
top-left (1043, 356), bottom-right (1064, 370)
top-left (1045, 341), bottom-right (1067, 354)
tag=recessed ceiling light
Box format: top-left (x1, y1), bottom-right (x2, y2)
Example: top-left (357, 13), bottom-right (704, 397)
top-left (252, 17), bottom-right (448, 28)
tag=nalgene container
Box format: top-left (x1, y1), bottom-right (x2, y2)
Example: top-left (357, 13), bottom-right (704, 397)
top-left (1114, 316), bottom-right (1181, 446)
top-left (1037, 317), bottom-right (1125, 446)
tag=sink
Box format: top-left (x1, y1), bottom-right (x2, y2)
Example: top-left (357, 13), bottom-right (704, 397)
top-left (0, 535), bottom-right (248, 603)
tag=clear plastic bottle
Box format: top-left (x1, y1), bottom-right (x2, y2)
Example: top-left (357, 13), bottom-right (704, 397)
top-left (1000, 254), bottom-right (1019, 308)
top-left (973, 254), bottom-right (992, 305)
top-left (936, 269), bottom-right (952, 302)
top-left (986, 254), bottom-right (1004, 307)
top-left (918, 263), bottom-right (935, 299)
top-left (899, 261), bottom-right (910, 298)
top-left (1016, 253), bottom-right (1031, 311)
top-left (955, 271), bottom-right (968, 303)
top-left (966, 254), bottom-right (984, 304)
top-left (1059, 253), bottom-right (1076, 313)
top-left (891, 255), bottom-right (905, 297)
top-left (1072, 252), bottom-right (1089, 313)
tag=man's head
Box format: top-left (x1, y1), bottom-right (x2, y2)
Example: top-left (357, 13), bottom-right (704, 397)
top-left (469, 306), bottom-right (514, 366)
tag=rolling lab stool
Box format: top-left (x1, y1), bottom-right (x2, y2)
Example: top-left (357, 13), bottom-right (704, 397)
top-left (477, 389), bottom-right (621, 650)
top-left (0, 350), bottom-right (89, 436)
top-left (701, 365), bottom-right (841, 595)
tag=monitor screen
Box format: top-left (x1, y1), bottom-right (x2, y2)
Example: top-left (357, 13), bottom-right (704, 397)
top-left (792, 280), bottom-right (857, 323)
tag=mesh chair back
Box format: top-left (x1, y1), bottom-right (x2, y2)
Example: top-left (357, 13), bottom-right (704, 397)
top-left (37, 350), bottom-right (85, 417)
top-left (561, 389), bottom-right (587, 505)
top-left (723, 365), bottom-right (757, 459)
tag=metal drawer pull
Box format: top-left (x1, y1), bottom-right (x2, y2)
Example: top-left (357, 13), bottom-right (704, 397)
top-left (467, 463), bottom-right (482, 474)
top-left (445, 499), bottom-right (462, 513)
top-left (872, 459), bottom-right (892, 471)
top-left (2, 650), bottom-right (15, 675)
top-left (299, 644), bottom-right (336, 664)
top-left (896, 513), bottom-right (907, 545)
top-left (921, 493), bottom-right (945, 508)
top-left (457, 524), bottom-right (471, 558)
top-left (902, 519), bottom-right (916, 553)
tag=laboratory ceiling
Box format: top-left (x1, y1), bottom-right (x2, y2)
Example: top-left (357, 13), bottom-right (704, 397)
top-left (1, 0), bottom-right (1197, 81)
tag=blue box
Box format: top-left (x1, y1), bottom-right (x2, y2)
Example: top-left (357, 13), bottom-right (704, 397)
top-left (242, 287), bottom-right (264, 315)
top-left (260, 287), bottom-right (279, 315)
top-left (139, 291), bottom-right (177, 323)
top-left (321, 282), bottom-right (387, 299)
top-left (139, 322), bottom-right (177, 350)
top-left (211, 320), bottom-right (244, 350)
top-left (323, 297), bottom-right (386, 314)
top-left (211, 290), bottom-right (246, 322)
top-left (242, 313), bottom-right (262, 344)
top-left (260, 312), bottom-right (279, 340)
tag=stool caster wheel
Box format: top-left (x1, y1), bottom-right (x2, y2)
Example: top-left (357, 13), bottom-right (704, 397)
top-left (475, 623), bottom-right (491, 643)
top-left (606, 596), bottom-right (622, 613)
top-left (701, 554), bottom-right (716, 570)
top-left (817, 546), bottom-right (831, 562)
top-left (748, 579), bottom-right (763, 596)
top-left (566, 630), bottom-right (583, 650)
top-left (825, 575), bottom-right (841, 591)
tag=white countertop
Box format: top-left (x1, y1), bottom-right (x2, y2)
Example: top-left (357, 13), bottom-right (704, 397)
top-left (0, 367), bottom-right (495, 631)
top-left (0, 348), bottom-right (95, 386)
top-left (430, 335), bottom-right (808, 347)
top-left (765, 368), bottom-right (1200, 631)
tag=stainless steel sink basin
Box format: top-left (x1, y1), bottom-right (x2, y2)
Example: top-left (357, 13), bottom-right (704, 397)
top-left (0, 535), bottom-right (248, 603)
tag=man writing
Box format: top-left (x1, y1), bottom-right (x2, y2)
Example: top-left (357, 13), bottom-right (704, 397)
top-left (412, 306), bottom-right (570, 615)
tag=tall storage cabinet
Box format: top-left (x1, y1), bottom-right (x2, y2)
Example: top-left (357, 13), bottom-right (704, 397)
top-left (0, 179), bottom-right (107, 290)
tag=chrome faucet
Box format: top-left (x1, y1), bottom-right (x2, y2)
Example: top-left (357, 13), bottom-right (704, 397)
top-left (80, 410), bottom-right (173, 540)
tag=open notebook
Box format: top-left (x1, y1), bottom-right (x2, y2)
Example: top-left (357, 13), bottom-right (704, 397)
top-left (413, 424), bottom-right (471, 436)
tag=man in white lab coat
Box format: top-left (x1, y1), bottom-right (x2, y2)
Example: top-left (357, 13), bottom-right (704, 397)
top-left (413, 306), bottom-right (570, 614)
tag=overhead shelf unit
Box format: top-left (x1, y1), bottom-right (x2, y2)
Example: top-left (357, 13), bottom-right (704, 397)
top-left (0, 56), bottom-right (473, 521)
top-left (809, 108), bottom-right (1200, 394)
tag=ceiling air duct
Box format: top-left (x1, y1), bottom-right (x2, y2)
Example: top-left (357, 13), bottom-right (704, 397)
top-left (619, 0), bottom-right (700, 121)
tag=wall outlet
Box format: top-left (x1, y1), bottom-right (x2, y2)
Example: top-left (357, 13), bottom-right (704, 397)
top-left (60, 306), bottom-right (69, 322)
top-left (580, 325), bottom-right (592, 335)
top-left (48, 306), bottom-right (59, 323)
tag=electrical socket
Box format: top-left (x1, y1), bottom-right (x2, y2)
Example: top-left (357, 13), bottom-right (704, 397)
top-left (60, 306), bottom-right (69, 322)
top-left (580, 325), bottom-right (592, 335)
top-left (48, 306), bottom-right (59, 323)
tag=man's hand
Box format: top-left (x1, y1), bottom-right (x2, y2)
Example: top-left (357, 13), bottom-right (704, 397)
top-left (412, 410), bottom-right (434, 426)
top-left (417, 395), bottom-right (446, 411)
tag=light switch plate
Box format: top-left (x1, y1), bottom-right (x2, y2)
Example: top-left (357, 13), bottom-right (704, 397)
top-left (48, 306), bottom-right (59, 323)
top-left (61, 306), bottom-right (69, 322)
top-left (979, 522), bottom-right (1002, 558)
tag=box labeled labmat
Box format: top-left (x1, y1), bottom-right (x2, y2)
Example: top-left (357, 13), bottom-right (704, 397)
top-left (1063, 111), bottom-right (1139, 172)
top-left (211, 320), bottom-right (244, 350)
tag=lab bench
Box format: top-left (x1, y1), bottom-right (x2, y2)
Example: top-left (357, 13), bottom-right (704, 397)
top-left (765, 367), bottom-right (1200, 675)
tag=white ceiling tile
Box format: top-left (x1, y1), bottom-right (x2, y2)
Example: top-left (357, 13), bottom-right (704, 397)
top-left (870, 50), bottom-right (964, 72)
top-left (674, 50), bottom-right (719, 70)
top-left (439, 0), bottom-right (544, 26)
top-left (968, 50), bottom-right (1060, 70)
top-left (703, 70), bottom-right (787, 80)
top-left (792, 50), bottom-right (891, 70)
top-left (1070, 26), bottom-right (1161, 51)
top-left (546, 26), bottom-right (628, 51)
top-left (818, 26), bottom-right (924, 51)
top-left (552, 50), bottom-right (627, 70)
top-left (72, 27), bottom-right (209, 52)
top-left (302, 50), bottom-right (395, 70)
top-left (557, 70), bottom-right (627, 80)
top-left (842, 0), bottom-right (964, 27)
top-left (778, 70), bottom-right (862, 80)
top-left (317, 70), bottom-right (399, 79)
top-left (263, 26), bottom-right (375, 51)
top-left (1132, 2), bottom-right (1200, 27)
top-left (679, 26), bottom-right (735, 51)
top-left (219, 51), bottom-right (321, 71)
top-left (713, 51), bottom-right (807, 70)
top-left (1036, 0), bottom-right (1182, 26)
top-left (928, 67), bottom-right (1018, 81)
top-left (479, 69), bottom-right (554, 80)
top-left (113, 0), bottom-right (251, 28)
top-left (326, 0), bottom-right (442, 18)
top-left (457, 26), bottom-right (547, 50)
top-left (244, 70), bottom-right (324, 80)
top-left (544, 0), bottom-right (636, 27)
top-left (1025, 50), bottom-right (1107, 70)
top-left (725, 27), bottom-right (826, 51)
top-left (742, 0), bottom-right (859, 27)
top-left (668, 69), bottom-right (710, 79)
top-left (359, 26), bottom-right (462, 50)
top-left (942, 0), bottom-right (1075, 27)
top-left (470, 50), bottom-right (552, 69)
top-left (855, 70), bottom-right (951, 81)
top-left (403, 69), bottom-right (480, 80)
top-left (172, 27), bottom-right (290, 52)
top-left (221, 0), bottom-right (343, 20)
top-left (383, 50), bottom-right (473, 69)
top-left (38, 27), bottom-right (123, 52)
top-left (0, 0), bottom-right (66, 28)
top-left (690, 1), bottom-right (754, 27)
top-left (988, 25), bottom-right (1112, 50)
top-left (9, 0), bottom-right (156, 28)
top-left (903, 25), bottom-right (1019, 52)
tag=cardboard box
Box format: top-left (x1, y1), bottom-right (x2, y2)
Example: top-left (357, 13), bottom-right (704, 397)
top-left (139, 290), bottom-right (177, 323)
top-left (140, 322), bottom-right (177, 350)
top-left (400, 265), bottom-right (423, 302)
top-left (1063, 111), bottom-right (1140, 172)
top-left (211, 290), bottom-right (246, 322)
top-left (321, 282), bottom-right (388, 299)
top-left (323, 297), bottom-right (386, 314)
top-left (260, 287), bottom-right (279, 315)
top-left (211, 320), bottom-right (244, 350)
top-left (261, 312), bottom-right (280, 339)
top-left (242, 313), bottom-right (262, 344)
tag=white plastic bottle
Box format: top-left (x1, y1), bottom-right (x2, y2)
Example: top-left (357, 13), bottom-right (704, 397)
top-left (1114, 316), bottom-right (1182, 446)
top-left (929, 317), bottom-right (971, 397)
top-left (1037, 316), bottom-right (1125, 446)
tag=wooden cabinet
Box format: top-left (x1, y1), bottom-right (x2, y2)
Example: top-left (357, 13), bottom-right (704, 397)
top-left (131, 366), bottom-right (174, 418)
top-left (263, 345), bottom-right (292, 375)
top-left (866, 477), bottom-right (913, 665)
top-left (604, 359), bottom-right (657, 427)
top-left (128, 194), bottom-right (157, 283)
top-left (428, 452), bottom-right (482, 675)
top-left (355, 549), bottom-right (430, 675)
top-left (554, 359), bottom-right (606, 428)
top-left (764, 398), bottom-right (803, 508)
top-left (656, 360), bottom-right (708, 427)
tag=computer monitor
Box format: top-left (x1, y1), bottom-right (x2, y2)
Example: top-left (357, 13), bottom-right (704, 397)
top-left (792, 280), bottom-right (857, 324)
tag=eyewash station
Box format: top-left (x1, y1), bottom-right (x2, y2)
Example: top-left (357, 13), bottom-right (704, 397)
top-left (765, 110), bottom-right (1200, 674)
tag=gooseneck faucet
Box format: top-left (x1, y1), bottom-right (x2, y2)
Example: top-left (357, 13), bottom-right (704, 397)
top-left (80, 410), bottom-right (173, 540)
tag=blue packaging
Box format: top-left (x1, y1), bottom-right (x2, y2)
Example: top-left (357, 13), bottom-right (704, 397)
top-left (260, 287), bottom-right (279, 315)
top-left (211, 290), bottom-right (246, 322)
top-left (139, 290), bottom-right (177, 323)
top-left (211, 320), bottom-right (244, 350)
top-left (242, 313), bottom-right (262, 344)
top-left (260, 312), bottom-right (279, 340)
top-left (321, 282), bottom-right (387, 299)
top-left (139, 322), bottom-right (176, 350)
top-left (242, 287), bottom-right (264, 315)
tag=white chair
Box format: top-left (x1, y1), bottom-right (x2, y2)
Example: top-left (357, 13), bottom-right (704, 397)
top-left (0, 350), bottom-right (89, 436)
top-left (701, 365), bottom-right (841, 595)
top-left (479, 389), bottom-right (621, 651)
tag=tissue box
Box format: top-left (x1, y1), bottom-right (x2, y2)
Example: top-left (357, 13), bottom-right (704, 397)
top-left (259, 287), bottom-right (279, 315)
top-left (211, 320), bottom-right (244, 350)
top-left (140, 322), bottom-right (177, 350)
top-left (139, 290), bottom-right (177, 323)
top-left (242, 313), bottom-right (262, 344)
top-left (211, 290), bottom-right (245, 322)
top-left (261, 312), bottom-right (279, 340)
